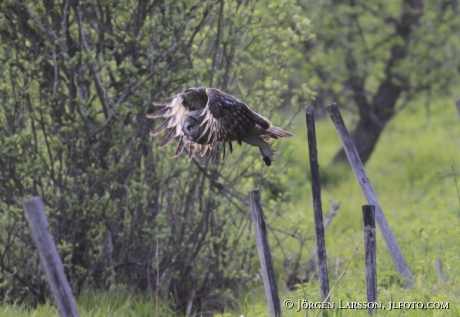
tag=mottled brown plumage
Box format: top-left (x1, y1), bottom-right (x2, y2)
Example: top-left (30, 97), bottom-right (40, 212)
top-left (146, 87), bottom-right (292, 166)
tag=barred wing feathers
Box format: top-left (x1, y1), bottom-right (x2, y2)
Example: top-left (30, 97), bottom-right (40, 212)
top-left (196, 88), bottom-right (271, 144)
top-left (146, 94), bottom-right (191, 157)
top-left (146, 87), bottom-right (292, 166)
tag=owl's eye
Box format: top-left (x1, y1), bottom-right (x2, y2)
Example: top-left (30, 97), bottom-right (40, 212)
top-left (183, 122), bottom-right (191, 134)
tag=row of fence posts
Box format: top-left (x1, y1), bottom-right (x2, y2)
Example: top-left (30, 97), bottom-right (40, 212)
top-left (249, 199), bottom-right (377, 316)
top-left (19, 103), bottom-right (400, 317)
top-left (248, 103), bottom-right (415, 317)
top-left (22, 99), bottom-right (460, 317)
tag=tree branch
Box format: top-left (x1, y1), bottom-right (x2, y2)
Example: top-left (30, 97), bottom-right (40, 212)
top-left (76, 4), bottom-right (111, 118)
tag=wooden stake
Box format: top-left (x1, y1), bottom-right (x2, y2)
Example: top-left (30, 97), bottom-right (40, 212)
top-left (435, 258), bottom-right (446, 281)
top-left (455, 99), bottom-right (460, 119)
top-left (249, 190), bottom-right (282, 317)
top-left (23, 197), bottom-right (80, 317)
top-left (362, 205), bottom-right (377, 315)
top-left (305, 106), bottom-right (330, 302)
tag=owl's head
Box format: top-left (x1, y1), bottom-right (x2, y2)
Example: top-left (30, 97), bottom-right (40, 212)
top-left (183, 87), bottom-right (208, 111)
top-left (183, 109), bottom-right (210, 144)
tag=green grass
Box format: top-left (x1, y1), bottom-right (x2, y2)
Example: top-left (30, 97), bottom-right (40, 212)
top-left (0, 286), bottom-right (177, 317)
top-left (1, 98), bottom-right (459, 316)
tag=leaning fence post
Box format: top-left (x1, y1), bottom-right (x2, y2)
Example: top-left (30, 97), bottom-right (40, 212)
top-left (326, 103), bottom-right (413, 288)
top-left (249, 190), bottom-right (282, 317)
top-left (305, 106), bottom-right (330, 302)
top-left (23, 197), bottom-right (80, 317)
top-left (362, 205), bottom-right (377, 315)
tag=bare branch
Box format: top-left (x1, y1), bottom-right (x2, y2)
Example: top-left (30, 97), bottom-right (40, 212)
top-left (60, 0), bottom-right (70, 37)
top-left (52, 45), bottom-right (58, 100)
top-left (114, 71), bottom-right (155, 106)
top-left (26, 7), bottom-right (59, 40)
top-left (76, 4), bottom-right (111, 116)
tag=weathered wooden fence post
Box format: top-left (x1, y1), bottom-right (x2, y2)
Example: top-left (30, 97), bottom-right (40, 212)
top-left (326, 103), bottom-right (413, 288)
top-left (249, 190), bottom-right (282, 317)
top-left (455, 99), bottom-right (460, 119)
top-left (23, 197), bottom-right (80, 317)
top-left (435, 258), bottom-right (447, 281)
top-left (305, 106), bottom-right (330, 302)
top-left (362, 205), bottom-right (377, 315)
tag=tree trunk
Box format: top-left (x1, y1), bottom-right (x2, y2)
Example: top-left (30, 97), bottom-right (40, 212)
top-left (333, 0), bottom-right (423, 165)
top-left (332, 116), bottom-right (384, 164)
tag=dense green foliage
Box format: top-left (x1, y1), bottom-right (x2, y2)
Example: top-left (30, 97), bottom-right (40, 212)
top-left (0, 0), bottom-right (310, 314)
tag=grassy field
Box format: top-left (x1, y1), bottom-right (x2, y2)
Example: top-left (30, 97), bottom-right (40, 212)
top-left (1, 98), bottom-right (459, 316)
top-left (254, 97), bottom-right (460, 316)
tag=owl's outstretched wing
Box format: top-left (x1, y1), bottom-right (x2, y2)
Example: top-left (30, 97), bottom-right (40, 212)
top-left (146, 94), bottom-right (190, 157)
top-left (147, 94), bottom-right (186, 138)
top-left (184, 88), bottom-right (271, 166)
top-left (147, 87), bottom-right (277, 165)
top-left (147, 92), bottom-right (211, 160)
top-left (195, 88), bottom-right (271, 145)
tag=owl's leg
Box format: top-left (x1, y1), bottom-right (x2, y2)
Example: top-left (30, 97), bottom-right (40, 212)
top-left (242, 136), bottom-right (275, 166)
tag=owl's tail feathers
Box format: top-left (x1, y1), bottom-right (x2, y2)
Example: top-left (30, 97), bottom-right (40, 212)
top-left (261, 126), bottom-right (292, 142)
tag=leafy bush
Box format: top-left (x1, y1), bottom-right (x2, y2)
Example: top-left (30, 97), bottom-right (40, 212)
top-left (0, 0), bottom-right (311, 314)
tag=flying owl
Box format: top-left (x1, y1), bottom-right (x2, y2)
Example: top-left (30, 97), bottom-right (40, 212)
top-left (146, 87), bottom-right (292, 166)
